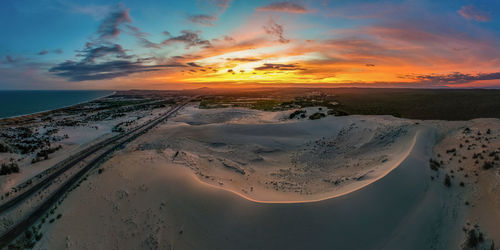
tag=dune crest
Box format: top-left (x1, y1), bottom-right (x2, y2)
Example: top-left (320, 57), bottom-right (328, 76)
top-left (188, 129), bottom-right (421, 203)
top-left (137, 106), bottom-right (426, 203)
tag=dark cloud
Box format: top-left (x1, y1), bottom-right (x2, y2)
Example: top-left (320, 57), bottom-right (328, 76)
top-left (263, 19), bottom-right (289, 44)
top-left (458, 5), bottom-right (490, 22)
top-left (38, 49), bottom-right (63, 56)
top-left (97, 8), bottom-right (131, 39)
top-left (223, 36), bottom-right (235, 42)
top-left (226, 57), bottom-right (260, 62)
top-left (78, 44), bottom-right (130, 63)
top-left (257, 2), bottom-right (307, 14)
top-left (126, 21), bottom-right (213, 50)
top-left (172, 54), bottom-right (201, 60)
top-left (188, 14), bottom-right (217, 26)
top-left (49, 5), bottom-right (211, 82)
top-left (254, 63), bottom-right (304, 71)
top-left (162, 30), bottom-right (212, 49)
top-left (365, 64), bottom-right (375, 67)
top-left (187, 62), bottom-right (202, 67)
top-left (50, 41), bottom-right (152, 81)
top-left (6, 55), bottom-right (16, 63)
top-left (50, 59), bottom-right (186, 81)
top-left (401, 72), bottom-right (500, 84)
top-left (95, 10), bottom-right (213, 50)
top-left (50, 5), bottom-right (186, 82)
top-left (212, 35), bottom-right (235, 43)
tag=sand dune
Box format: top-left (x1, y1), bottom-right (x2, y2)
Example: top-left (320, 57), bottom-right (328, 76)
top-left (131, 105), bottom-right (423, 203)
top-left (37, 105), bottom-right (500, 249)
top-left (41, 122), bottom-right (462, 249)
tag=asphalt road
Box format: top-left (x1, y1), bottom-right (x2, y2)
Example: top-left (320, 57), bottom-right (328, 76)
top-left (0, 98), bottom-right (193, 247)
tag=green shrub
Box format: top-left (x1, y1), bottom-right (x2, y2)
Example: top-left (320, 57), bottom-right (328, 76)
top-left (0, 143), bottom-right (9, 153)
top-left (483, 162), bottom-right (494, 170)
top-left (309, 112), bottom-right (326, 120)
top-left (466, 229), bottom-right (479, 248)
top-left (0, 162), bottom-right (20, 175)
top-left (429, 159), bottom-right (440, 171)
top-left (444, 174), bottom-right (451, 187)
top-left (289, 110), bottom-right (306, 119)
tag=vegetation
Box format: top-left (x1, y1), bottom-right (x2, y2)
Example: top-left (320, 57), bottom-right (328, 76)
top-left (466, 229), bottom-right (480, 248)
top-left (444, 174), bottom-right (451, 187)
top-left (31, 145), bottom-right (63, 163)
top-left (325, 88), bottom-right (500, 120)
top-left (327, 109), bottom-right (349, 116)
top-left (309, 112), bottom-right (326, 120)
top-left (0, 162), bottom-right (20, 175)
top-left (429, 158), bottom-right (441, 171)
top-left (289, 110), bottom-right (306, 119)
top-left (196, 88), bottom-right (500, 120)
top-left (250, 100), bottom-right (283, 111)
top-left (112, 126), bottom-right (125, 133)
top-left (36, 145), bottom-right (63, 159)
top-left (483, 161), bottom-right (494, 170)
top-left (0, 142), bottom-right (10, 153)
top-left (446, 148), bottom-right (456, 154)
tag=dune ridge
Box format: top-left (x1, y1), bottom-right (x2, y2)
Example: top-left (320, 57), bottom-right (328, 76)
top-left (186, 128), bottom-right (422, 204)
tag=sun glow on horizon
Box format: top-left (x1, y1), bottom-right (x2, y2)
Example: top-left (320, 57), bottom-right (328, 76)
top-left (2, 0), bottom-right (500, 89)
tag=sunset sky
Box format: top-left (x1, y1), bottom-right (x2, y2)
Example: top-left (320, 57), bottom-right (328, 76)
top-left (1, 0), bottom-right (500, 89)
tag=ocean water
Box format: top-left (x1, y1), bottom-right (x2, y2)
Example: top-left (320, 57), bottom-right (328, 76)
top-left (0, 90), bottom-right (114, 119)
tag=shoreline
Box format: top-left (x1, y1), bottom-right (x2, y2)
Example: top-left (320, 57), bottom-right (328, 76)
top-left (0, 91), bottom-right (116, 120)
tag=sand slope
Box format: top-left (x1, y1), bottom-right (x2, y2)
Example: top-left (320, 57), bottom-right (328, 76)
top-left (40, 126), bottom-right (465, 250)
top-left (37, 106), bottom-right (500, 249)
top-left (135, 105), bottom-right (422, 202)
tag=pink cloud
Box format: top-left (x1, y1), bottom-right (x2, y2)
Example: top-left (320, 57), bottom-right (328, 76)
top-left (458, 5), bottom-right (490, 22)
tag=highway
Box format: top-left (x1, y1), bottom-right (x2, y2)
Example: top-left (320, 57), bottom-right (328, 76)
top-left (0, 98), bottom-right (193, 247)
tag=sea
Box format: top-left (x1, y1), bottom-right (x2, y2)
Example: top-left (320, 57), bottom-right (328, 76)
top-left (0, 90), bottom-right (114, 119)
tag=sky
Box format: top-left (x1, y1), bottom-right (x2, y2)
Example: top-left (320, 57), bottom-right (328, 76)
top-left (1, 0), bottom-right (500, 90)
